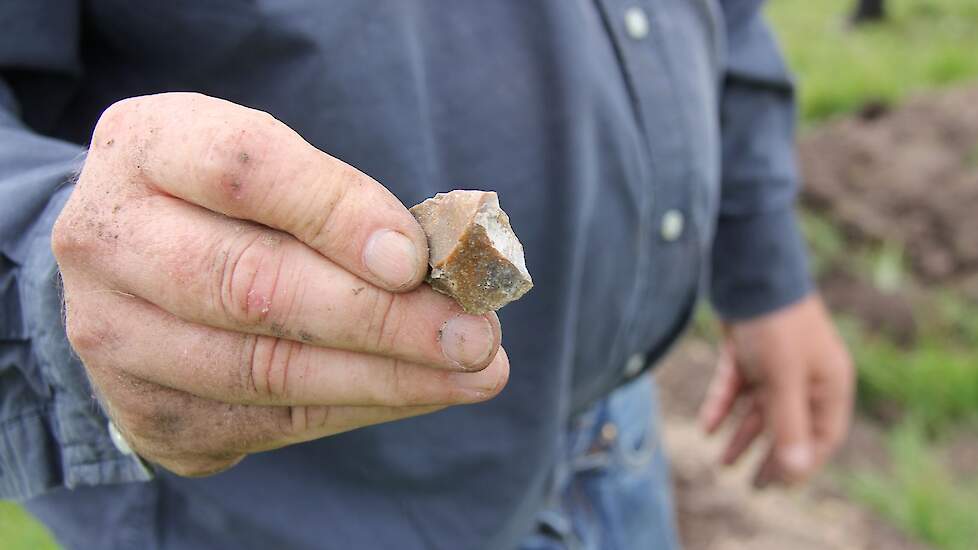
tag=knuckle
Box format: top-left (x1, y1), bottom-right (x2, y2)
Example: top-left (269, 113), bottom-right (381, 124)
top-left (196, 110), bottom-right (280, 203)
top-left (51, 205), bottom-right (102, 262)
top-left (300, 165), bottom-right (354, 250)
top-left (244, 335), bottom-right (304, 402)
top-left (360, 290), bottom-right (400, 353)
top-left (50, 215), bottom-right (78, 260)
top-left (218, 231), bottom-right (296, 329)
top-left (65, 309), bottom-right (116, 359)
top-left (92, 97), bottom-right (143, 143)
top-left (377, 360), bottom-right (414, 406)
top-left (64, 317), bottom-right (96, 356)
top-left (283, 405), bottom-right (333, 438)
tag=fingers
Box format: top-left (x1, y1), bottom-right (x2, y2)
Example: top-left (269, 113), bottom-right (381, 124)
top-left (69, 288), bottom-right (509, 407)
top-left (762, 361), bottom-right (814, 484)
top-left (705, 296), bottom-right (853, 489)
top-left (90, 92), bottom-right (429, 291)
top-left (810, 351), bottom-right (855, 470)
top-left (720, 401), bottom-right (764, 466)
top-left (93, 369), bottom-right (443, 477)
top-left (66, 194), bottom-right (499, 372)
top-left (699, 341), bottom-right (743, 434)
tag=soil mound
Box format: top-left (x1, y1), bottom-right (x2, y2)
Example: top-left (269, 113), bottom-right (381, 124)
top-left (799, 85), bottom-right (978, 298)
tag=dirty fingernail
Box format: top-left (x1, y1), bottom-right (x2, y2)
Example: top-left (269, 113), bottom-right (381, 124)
top-left (363, 229), bottom-right (420, 289)
top-left (440, 315), bottom-right (494, 370)
top-left (779, 444), bottom-right (813, 476)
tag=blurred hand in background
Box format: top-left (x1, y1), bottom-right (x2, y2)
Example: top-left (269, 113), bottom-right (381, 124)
top-left (699, 294), bottom-right (855, 488)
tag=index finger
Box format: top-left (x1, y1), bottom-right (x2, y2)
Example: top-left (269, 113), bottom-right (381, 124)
top-left (93, 92), bottom-right (428, 292)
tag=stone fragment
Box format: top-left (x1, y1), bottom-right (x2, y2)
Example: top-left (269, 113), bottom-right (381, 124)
top-left (410, 190), bottom-right (533, 314)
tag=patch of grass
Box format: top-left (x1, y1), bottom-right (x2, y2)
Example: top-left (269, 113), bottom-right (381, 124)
top-left (935, 290), bottom-right (978, 343)
top-left (852, 329), bottom-right (978, 432)
top-left (835, 277), bottom-right (978, 433)
top-left (767, 0), bottom-right (978, 123)
top-left (849, 419), bottom-right (978, 550)
top-left (0, 501), bottom-right (58, 550)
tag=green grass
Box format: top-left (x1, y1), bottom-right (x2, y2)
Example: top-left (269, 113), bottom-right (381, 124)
top-left (767, 0), bottom-right (978, 123)
top-left (850, 325), bottom-right (978, 433)
top-left (849, 419), bottom-right (978, 550)
top-left (802, 204), bottom-right (978, 432)
top-left (0, 501), bottom-right (58, 550)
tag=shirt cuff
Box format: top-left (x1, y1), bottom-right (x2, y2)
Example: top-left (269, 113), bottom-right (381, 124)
top-left (709, 206), bottom-right (813, 320)
top-left (0, 408), bottom-right (153, 501)
top-left (4, 184), bottom-right (154, 501)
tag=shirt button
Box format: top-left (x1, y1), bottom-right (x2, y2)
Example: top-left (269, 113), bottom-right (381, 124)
top-left (623, 7), bottom-right (650, 40)
top-left (624, 353), bottom-right (645, 377)
top-left (660, 209), bottom-right (685, 241)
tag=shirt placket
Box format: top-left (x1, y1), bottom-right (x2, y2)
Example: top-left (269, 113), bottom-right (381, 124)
top-left (593, 0), bottom-right (694, 378)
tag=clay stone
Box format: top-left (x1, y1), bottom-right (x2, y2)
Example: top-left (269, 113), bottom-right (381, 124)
top-left (410, 190), bottom-right (533, 314)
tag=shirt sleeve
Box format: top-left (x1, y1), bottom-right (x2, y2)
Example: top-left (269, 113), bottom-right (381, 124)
top-left (709, 0), bottom-right (813, 320)
top-left (0, 1), bottom-right (151, 502)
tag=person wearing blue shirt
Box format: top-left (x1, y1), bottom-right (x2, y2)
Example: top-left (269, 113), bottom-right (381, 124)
top-left (0, 1), bottom-right (853, 549)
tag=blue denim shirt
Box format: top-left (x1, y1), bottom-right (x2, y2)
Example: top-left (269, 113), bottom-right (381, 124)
top-left (0, 1), bottom-right (810, 548)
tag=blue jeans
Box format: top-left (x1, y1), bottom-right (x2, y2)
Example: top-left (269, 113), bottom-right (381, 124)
top-left (519, 374), bottom-right (680, 550)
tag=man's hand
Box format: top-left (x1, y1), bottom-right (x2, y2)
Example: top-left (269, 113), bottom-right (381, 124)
top-left (52, 93), bottom-right (509, 477)
top-left (698, 295), bottom-right (854, 488)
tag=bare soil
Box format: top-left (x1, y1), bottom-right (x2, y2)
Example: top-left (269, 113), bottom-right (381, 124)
top-left (799, 85), bottom-right (978, 298)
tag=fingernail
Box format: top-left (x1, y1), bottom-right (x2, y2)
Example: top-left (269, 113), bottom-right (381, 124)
top-left (779, 444), bottom-right (813, 476)
top-left (440, 315), bottom-right (494, 370)
top-left (363, 229), bottom-right (420, 289)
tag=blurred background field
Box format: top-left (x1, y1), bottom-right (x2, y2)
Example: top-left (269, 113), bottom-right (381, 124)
top-left (784, 2), bottom-right (978, 549)
top-left (2, 1), bottom-right (976, 548)
top-left (770, 0), bottom-right (978, 123)
top-left (662, 1), bottom-right (978, 549)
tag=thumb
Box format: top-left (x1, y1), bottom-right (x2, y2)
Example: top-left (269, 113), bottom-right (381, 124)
top-left (765, 364), bottom-right (814, 483)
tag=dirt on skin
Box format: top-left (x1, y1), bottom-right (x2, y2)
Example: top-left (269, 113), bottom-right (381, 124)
top-left (798, 85), bottom-right (978, 299)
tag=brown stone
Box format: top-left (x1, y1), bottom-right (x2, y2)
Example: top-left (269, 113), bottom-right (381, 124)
top-left (410, 190), bottom-right (533, 314)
